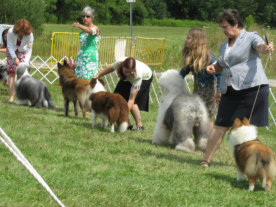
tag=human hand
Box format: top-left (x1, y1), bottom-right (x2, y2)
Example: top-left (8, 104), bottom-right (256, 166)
top-left (206, 65), bottom-right (216, 74)
top-left (265, 43), bottom-right (274, 54)
top-left (93, 73), bottom-right (100, 79)
top-left (214, 92), bottom-right (221, 105)
top-left (72, 22), bottom-right (81, 28)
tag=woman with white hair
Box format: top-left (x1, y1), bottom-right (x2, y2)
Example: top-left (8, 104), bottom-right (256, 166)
top-left (73, 6), bottom-right (100, 80)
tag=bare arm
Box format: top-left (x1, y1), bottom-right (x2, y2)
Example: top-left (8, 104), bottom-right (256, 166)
top-left (128, 89), bottom-right (138, 111)
top-left (94, 65), bottom-right (115, 78)
top-left (0, 47), bottom-right (6, 53)
top-left (255, 43), bottom-right (274, 54)
top-left (72, 22), bottom-right (99, 35)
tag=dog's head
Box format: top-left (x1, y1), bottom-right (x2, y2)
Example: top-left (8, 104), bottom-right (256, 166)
top-left (57, 60), bottom-right (75, 77)
top-left (16, 63), bottom-right (31, 79)
top-left (90, 78), bottom-right (106, 93)
top-left (158, 69), bottom-right (186, 96)
top-left (0, 64), bottom-right (8, 86)
top-left (228, 117), bottom-right (258, 151)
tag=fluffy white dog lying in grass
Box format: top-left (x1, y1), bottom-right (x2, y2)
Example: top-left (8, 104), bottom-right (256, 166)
top-left (152, 69), bottom-right (209, 152)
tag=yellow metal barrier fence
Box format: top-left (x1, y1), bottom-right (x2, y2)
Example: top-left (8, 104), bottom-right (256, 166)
top-left (133, 37), bottom-right (166, 66)
top-left (50, 32), bottom-right (166, 67)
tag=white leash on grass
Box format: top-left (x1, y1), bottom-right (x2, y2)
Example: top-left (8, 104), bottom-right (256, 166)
top-left (0, 127), bottom-right (65, 207)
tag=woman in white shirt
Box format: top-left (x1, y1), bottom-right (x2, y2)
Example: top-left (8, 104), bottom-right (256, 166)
top-left (6, 19), bottom-right (34, 103)
top-left (95, 57), bottom-right (153, 131)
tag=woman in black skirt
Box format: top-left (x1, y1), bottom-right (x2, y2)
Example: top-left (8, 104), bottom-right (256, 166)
top-left (200, 9), bottom-right (274, 167)
top-left (94, 57), bottom-right (153, 131)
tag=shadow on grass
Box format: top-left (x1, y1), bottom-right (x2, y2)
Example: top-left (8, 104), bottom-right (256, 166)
top-left (128, 136), bottom-right (233, 168)
top-left (206, 172), bottom-right (265, 191)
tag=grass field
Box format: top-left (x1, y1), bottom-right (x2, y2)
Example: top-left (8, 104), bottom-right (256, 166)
top-left (0, 24), bottom-right (276, 206)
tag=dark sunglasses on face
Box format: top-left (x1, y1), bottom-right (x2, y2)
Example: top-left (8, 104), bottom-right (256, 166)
top-left (82, 15), bottom-right (91, 18)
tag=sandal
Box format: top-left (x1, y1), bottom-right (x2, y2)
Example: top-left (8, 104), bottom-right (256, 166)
top-left (200, 160), bottom-right (210, 167)
top-left (131, 126), bottom-right (144, 131)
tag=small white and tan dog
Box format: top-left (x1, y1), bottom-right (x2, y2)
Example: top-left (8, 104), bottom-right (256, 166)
top-left (229, 117), bottom-right (276, 191)
top-left (152, 69), bottom-right (209, 152)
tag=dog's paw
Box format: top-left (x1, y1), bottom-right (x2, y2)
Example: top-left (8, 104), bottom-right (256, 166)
top-left (16, 99), bottom-right (29, 105)
top-left (175, 138), bottom-right (195, 152)
top-left (110, 124), bottom-right (115, 133)
top-left (196, 138), bottom-right (207, 152)
top-left (236, 171), bottom-right (245, 181)
top-left (248, 185), bottom-right (255, 191)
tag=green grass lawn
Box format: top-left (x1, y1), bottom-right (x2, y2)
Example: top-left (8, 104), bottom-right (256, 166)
top-left (0, 82), bottom-right (276, 207)
top-left (1, 24), bottom-right (276, 206)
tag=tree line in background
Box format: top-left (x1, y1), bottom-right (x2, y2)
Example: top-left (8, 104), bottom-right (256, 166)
top-left (0, 0), bottom-right (275, 30)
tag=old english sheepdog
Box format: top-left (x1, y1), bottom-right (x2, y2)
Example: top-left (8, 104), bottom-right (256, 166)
top-left (15, 63), bottom-right (54, 108)
top-left (152, 69), bottom-right (210, 152)
top-left (0, 64), bottom-right (8, 86)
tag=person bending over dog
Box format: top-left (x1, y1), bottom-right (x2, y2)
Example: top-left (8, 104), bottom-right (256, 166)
top-left (6, 19), bottom-right (34, 103)
top-left (94, 57), bottom-right (153, 131)
top-left (200, 9), bottom-right (274, 167)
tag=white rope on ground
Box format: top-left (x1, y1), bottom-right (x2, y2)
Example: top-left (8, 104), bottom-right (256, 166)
top-left (0, 127), bottom-right (65, 207)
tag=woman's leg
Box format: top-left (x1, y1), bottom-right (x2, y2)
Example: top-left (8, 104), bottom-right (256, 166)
top-left (130, 104), bottom-right (143, 127)
top-left (8, 73), bottom-right (16, 102)
top-left (209, 117), bottom-right (214, 130)
top-left (201, 125), bottom-right (229, 166)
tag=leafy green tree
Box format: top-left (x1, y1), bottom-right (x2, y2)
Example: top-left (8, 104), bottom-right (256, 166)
top-left (0, 0), bottom-right (45, 30)
top-left (45, 0), bottom-right (58, 23)
top-left (141, 0), bottom-right (168, 19)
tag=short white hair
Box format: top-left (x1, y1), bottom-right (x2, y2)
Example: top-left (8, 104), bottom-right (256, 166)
top-left (82, 6), bottom-right (95, 18)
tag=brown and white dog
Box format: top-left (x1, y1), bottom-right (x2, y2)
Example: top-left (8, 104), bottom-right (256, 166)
top-left (57, 60), bottom-right (105, 118)
top-left (89, 89), bottom-right (129, 133)
top-left (228, 117), bottom-right (276, 191)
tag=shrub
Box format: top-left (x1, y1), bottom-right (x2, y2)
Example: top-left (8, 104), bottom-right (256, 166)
top-left (143, 18), bottom-right (216, 28)
top-left (245, 15), bottom-right (255, 30)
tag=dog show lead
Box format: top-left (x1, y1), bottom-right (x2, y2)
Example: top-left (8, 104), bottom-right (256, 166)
top-left (200, 9), bottom-right (274, 167)
top-left (94, 57), bottom-right (153, 131)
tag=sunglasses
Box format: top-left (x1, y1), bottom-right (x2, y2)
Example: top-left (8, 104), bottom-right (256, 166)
top-left (82, 15), bottom-right (91, 18)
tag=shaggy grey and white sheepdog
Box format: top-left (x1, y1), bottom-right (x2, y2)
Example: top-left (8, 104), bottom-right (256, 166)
top-left (15, 63), bottom-right (54, 108)
top-left (152, 69), bottom-right (210, 152)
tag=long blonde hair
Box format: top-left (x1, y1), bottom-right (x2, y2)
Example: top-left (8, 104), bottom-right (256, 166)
top-left (181, 28), bottom-right (211, 73)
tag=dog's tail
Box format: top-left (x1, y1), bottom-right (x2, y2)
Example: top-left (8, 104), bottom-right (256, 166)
top-left (44, 87), bottom-right (55, 109)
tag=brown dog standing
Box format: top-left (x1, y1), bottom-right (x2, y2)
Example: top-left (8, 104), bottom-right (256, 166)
top-left (57, 60), bottom-right (92, 118)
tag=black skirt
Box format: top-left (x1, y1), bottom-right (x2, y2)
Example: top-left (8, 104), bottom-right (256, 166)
top-left (114, 75), bottom-right (153, 112)
top-left (215, 85), bottom-right (269, 127)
